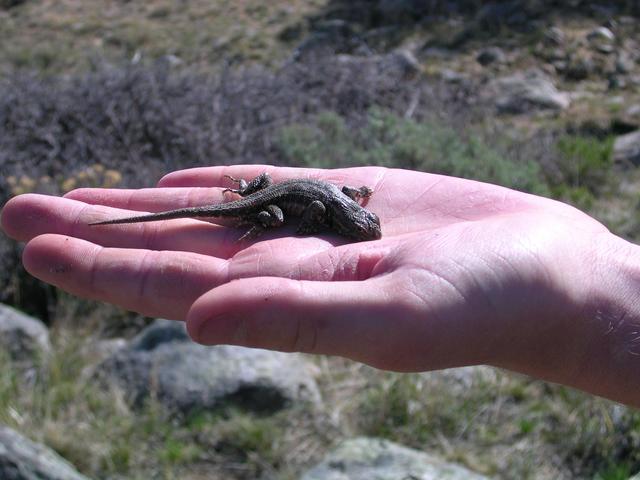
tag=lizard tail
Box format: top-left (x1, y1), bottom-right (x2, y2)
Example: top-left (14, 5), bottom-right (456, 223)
top-left (88, 207), bottom-right (222, 226)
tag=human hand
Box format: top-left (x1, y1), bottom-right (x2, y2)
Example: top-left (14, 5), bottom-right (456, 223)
top-left (2, 165), bottom-right (639, 406)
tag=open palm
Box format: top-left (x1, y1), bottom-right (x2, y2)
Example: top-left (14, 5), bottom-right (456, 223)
top-left (0, 165), bottom-right (623, 395)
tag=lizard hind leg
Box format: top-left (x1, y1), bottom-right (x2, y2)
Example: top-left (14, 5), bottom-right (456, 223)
top-left (259, 204), bottom-right (285, 228)
top-left (223, 172), bottom-right (273, 196)
top-left (237, 204), bottom-right (284, 242)
top-left (296, 200), bottom-right (326, 235)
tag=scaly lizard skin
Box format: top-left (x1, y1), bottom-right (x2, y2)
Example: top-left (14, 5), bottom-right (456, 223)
top-left (89, 173), bottom-right (382, 241)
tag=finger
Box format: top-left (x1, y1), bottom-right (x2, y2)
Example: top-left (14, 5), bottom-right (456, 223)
top-left (64, 186), bottom-right (227, 213)
top-left (186, 276), bottom-right (383, 361)
top-left (23, 234), bottom-right (228, 319)
top-left (2, 194), bottom-right (240, 258)
top-left (186, 275), bottom-right (457, 371)
top-left (157, 164), bottom-right (386, 190)
top-left (157, 165), bottom-right (313, 188)
top-left (63, 186), bottom-right (242, 228)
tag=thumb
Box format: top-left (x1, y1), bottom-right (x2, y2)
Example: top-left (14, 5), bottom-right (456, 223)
top-left (186, 275), bottom-right (421, 370)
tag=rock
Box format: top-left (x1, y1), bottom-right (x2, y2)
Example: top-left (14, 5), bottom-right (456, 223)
top-left (627, 104), bottom-right (640, 118)
top-left (613, 130), bottom-right (640, 167)
top-left (421, 46), bottom-right (454, 60)
top-left (588, 26), bottom-right (615, 43)
top-left (161, 54), bottom-right (182, 67)
top-left (0, 304), bottom-right (50, 364)
top-left (565, 55), bottom-right (595, 81)
top-left (0, 425), bottom-right (90, 480)
top-left (552, 60), bottom-right (567, 74)
top-left (300, 437), bottom-right (489, 480)
top-left (596, 43), bottom-right (615, 54)
top-left (608, 74), bottom-right (627, 90)
top-left (540, 46), bottom-right (566, 63)
top-left (96, 320), bottom-right (321, 414)
top-left (380, 50), bottom-right (422, 78)
top-left (489, 70), bottom-right (570, 114)
top-left (329, 52), bottom-right (422, 81)
top-left (476, 47), bottom-right (506, 66)
top-left (440, 69), bottom-right (466, 84)
top-left (588, 27), bottom-right (615, 54)
top-left (616, 52), bottom-right (635, 74)
top-left (129, 318), bottom-right (190, 350)
top-left (544, 26), bottom-right (566, 46)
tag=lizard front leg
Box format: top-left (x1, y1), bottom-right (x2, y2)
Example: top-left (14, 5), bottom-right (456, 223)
top-left (342, 185), bottom-right (373, 203)
top-left (223, 172), bottom-right (273, 196)
top-left (238, 204), bottom-right (284, 241)
top-left (296, 200), bottom-right (326, 235)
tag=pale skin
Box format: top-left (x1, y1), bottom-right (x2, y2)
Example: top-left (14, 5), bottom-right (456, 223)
top-left (2, 165), bottom-right (640, 407)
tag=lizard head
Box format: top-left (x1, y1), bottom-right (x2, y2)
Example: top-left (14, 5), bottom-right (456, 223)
top-left (337, 208), bottom-right (382, 241)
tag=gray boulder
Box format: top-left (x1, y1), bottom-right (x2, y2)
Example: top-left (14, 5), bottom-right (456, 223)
top-left (587, 26), bottom-right (615, 54)
top-left (544, 26), bottom-right (566, 46)
top-left (0, 426), bottom-right (90, 480)
top-left (96, 320), bottom-right (321, 414)
top-left (489, 69), bottom-right (570, 114)
top-left (614, 130), bottom-right (640, 167)
top-left (0, 304), bottom-right (49, 364)
top-left (627, 104), bottom-right (640, 119)
top-left (587, 26), bottom-right (615, 43)
top-left (300, 437), bottom-right (489, 480)
top-left (616, 52), bottom-right (635, 75)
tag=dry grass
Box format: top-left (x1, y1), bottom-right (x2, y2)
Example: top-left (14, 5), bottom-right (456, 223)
top-left (0, 0), bottom-right (325, 74)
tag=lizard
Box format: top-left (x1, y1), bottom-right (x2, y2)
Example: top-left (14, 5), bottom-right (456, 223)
top-left (89, 172), bottom-right (382, 241)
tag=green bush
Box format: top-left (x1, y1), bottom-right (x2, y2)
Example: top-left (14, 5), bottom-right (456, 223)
top-left (545, 134), bottom-right (614, 210)
top-left (554, 135), bottom-right (614, 191)
top-left (276, 109), bottom-right (549, 195)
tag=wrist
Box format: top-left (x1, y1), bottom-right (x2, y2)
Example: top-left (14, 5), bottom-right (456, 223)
top-left (572, 234), bottom-right (640, 405)
top-left (492, 231), bottom-right (640, 406)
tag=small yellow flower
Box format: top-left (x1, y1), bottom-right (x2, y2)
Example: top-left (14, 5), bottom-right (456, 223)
top-left (61, 178), bottom-right (77, 193)
top-left (19, 176), bottom-right (36, 190)
top-left (103, 169), bottom-right (122, 188)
